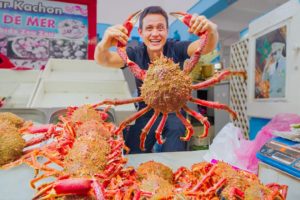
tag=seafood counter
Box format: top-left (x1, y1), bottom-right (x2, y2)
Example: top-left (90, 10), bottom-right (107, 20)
top-left (0, 150), bottom-right (205, 199)
top-left (0, 106), bottom-right (288, 199)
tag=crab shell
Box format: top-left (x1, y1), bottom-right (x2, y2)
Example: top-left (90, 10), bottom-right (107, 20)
top-left (141, 57), bottom-right (192, 113)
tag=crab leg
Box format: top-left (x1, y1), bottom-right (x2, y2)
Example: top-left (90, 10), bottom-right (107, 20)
top-left (189, 97), bottom-right (237, 119)
top-left (189, 165), bottom-right (218, 192)
top-left (94, 97), bottom-right (143, 108)
top-left (193, 177), bottom-right (226, 197)
top-left (266, 183), bottom-right (288, 199)
top-left (140, 110), bottom-right (160, 151)
top-left (229, 187), bottom-right (245, 199)
top-left (116, 10), bottom-right (146, 80)
top-left (192, 70), bottom-right (247, 90)
top-left (183, 105), bottom-right (210, 138)
top-left (0, 97), bottom-right (6, 107)
top-left (155, 113), bottom-right (168, 144)
top-left (174, 166), bottom-right (189, 181)
top-left (24, 124), bottom-right (57, 147)
top-left (92, 178), bottom-right (106, 200)
top-left (114, 106), bottom-right (151, 135)
top-left (175, 111), bottom-right (194, 141)
top-left (170, 12), bottom-right (208, 74)
top-left (30, 171), bottom-right (59, 189)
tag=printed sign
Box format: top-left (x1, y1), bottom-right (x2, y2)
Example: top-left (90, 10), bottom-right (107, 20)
top-left (0, 0), bottom-right (88, 69)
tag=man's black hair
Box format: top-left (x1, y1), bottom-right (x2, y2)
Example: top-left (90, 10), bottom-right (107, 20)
top-left (139, 6), bottom-right (168, 29)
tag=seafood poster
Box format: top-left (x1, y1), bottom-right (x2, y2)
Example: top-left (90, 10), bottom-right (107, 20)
top-left (0, 0), bottom-right (88, 69)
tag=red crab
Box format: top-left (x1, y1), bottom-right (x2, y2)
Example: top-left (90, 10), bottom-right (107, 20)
top-left (0, 112), bottom-right (57, 168)
top-left (174, 161), bottom-right (288, 200)
top-left (25, 106), bottom-right (129, 199)
top-left (95, 11), bottom-right (246, 151)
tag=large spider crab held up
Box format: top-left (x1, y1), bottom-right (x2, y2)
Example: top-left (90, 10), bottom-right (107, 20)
top-left (96, 11), bottom-right (246, 151)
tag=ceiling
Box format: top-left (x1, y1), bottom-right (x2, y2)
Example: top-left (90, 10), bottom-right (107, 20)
top-left (211, 0), bottom-right (289, 47)
top-left (97, 0), bottom-right (198, 25)
top-left (97, 0), bottom-right (289, 47)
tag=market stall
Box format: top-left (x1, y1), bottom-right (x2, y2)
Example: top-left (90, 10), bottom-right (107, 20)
top-left (1, 0), bottom-right (299, 199)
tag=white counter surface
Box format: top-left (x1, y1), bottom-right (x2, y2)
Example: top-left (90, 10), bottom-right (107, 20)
top-left (126, 150), bottom-right (208, 170)
top-left (0, 150), bottom-right (207, 200)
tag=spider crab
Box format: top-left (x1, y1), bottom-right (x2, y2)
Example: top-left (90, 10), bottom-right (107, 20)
top-left (95, 11), bottom-right (246, 151)
top-left (19, 105), bottom-right (131, 199)
top-left (0, 112), bottom-right (56, 168)
top-left (174, 161), bottom-right (288, 199)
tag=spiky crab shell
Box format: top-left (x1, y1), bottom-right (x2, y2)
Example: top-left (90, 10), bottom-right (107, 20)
top-left (76, 120), bottom-right (112, 140)
top-left (244, 184), bottom-right (281, 200)
top-left (70, 105), bottom-right (103, 123)
top-left (0, 112), bottom-right (24, 128)
top-left (141, 57), bottom-right (192, 113)
top-left (0, 121), bottom-right (26, 166)
top-left (139, 174), bottom-right (174, 200)
top-left (136, 160), bottom-right (174, 183)
top-left (64, 136), bottom-right (111, 177)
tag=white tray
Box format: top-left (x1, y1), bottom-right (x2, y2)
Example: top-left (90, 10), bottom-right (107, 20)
top-left (42, 59), bottom-right (125, 81)
top-left (0, 70), bottom-right (41, 108)
top-left (28, 80), bottom-right (136, 125)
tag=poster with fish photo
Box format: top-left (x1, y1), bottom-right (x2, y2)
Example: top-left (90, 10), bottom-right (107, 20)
top-left (0, 0), bottom-right (88, 69)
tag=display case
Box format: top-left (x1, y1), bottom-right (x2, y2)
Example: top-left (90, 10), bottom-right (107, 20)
top-left (0, 70), bottom-right (41, 108)
top-left (29, 59), bottom-right (136, 125)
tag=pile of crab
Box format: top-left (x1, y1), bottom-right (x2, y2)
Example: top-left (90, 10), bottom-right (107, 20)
top-left (1, 105), bottom-right (287, 200)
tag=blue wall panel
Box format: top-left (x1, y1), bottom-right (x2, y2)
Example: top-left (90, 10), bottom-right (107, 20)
top-left (249, 117), bottom-right (271, 140)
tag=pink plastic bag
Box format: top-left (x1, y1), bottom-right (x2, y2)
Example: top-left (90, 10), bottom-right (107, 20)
top-left (235, 113), bottom-right (300, 173)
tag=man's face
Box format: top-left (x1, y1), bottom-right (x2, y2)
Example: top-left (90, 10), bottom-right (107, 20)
top-left (138, 14), bottom-right (168, 53)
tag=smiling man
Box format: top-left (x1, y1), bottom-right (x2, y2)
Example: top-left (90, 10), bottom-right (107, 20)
top-left (94, 6), bottom-right (219, 153)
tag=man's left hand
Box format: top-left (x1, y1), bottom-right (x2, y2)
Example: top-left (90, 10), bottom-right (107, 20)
top-left (188, 14), bottom-right (217, 36)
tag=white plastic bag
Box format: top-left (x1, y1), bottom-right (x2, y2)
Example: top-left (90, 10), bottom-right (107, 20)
top-left (203, 123), bottom-right (243, 167)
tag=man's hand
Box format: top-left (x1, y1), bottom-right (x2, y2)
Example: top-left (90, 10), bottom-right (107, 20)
top-left (94, 24), bottom-right (130, 68)
top-left (188, 14), bottom-right (217, 36)
top-left (100, 24), bottom-right (129, 49)
top-left (187, 14), bottom-right (219, 56)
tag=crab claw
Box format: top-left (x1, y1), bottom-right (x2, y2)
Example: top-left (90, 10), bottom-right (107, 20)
top-left (33, 178), bottom-right (105, 200)
top-left (170, 12), bottom-right (193, 28)
top-left (170, 11), bottom-right (209, 74)
top-left (116, 10), bottom-right (146, 80)
top-left (117, 10), bottom-right (142, 48)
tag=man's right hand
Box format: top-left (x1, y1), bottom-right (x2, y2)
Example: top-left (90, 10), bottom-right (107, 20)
top-left (94, 25), bottom-right (129, 68)
top-left (101, 24), bottom-right (129, 49)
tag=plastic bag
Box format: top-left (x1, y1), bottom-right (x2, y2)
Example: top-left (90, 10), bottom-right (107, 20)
top-left (203, 123), bottom-right (245, 169)
top-left (268, 114), bottom-right (300, 141)
top-left (204, 114), bottom-right (300, 174)
top-left (235, 113), bottom-right (300, 173)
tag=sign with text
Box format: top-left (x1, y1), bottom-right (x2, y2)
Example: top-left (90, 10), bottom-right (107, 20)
top-left (0, 0), bottom-right (88, 69)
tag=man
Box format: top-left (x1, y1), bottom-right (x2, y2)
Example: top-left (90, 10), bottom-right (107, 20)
top-left (95, 6), bottom-right (219, 153)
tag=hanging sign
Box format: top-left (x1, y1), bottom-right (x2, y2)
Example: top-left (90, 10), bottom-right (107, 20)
top-left (0, 0), bottom-right (88, 69)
